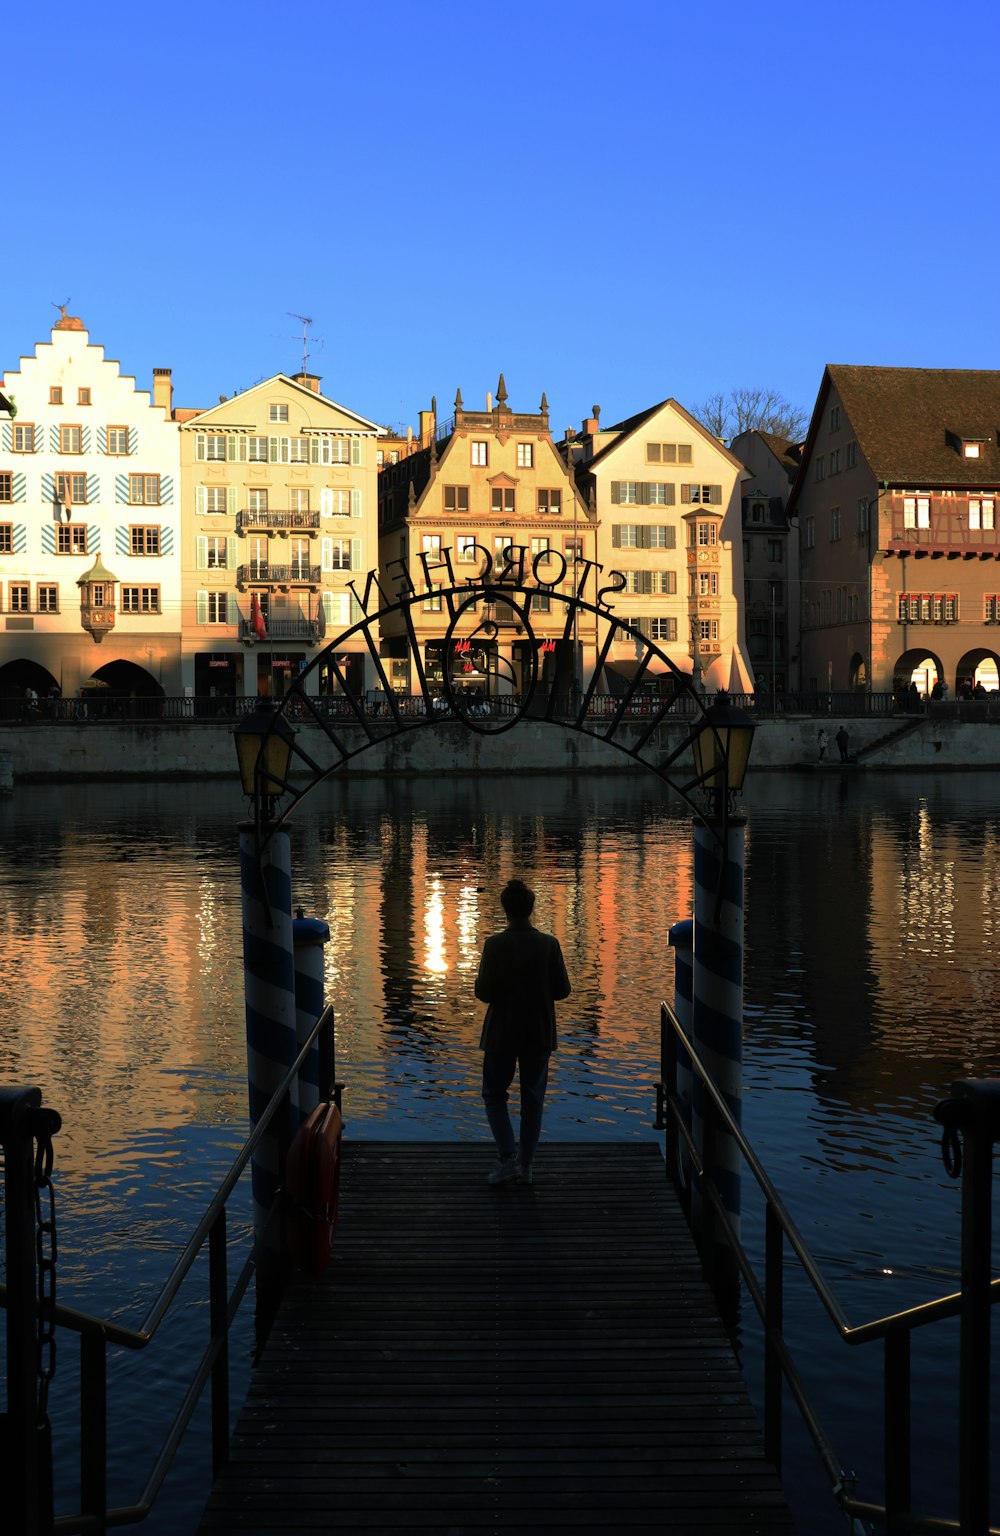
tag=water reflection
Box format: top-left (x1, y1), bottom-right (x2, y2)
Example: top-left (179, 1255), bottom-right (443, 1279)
top-left (2, 772), bottom-right (1000, 1532)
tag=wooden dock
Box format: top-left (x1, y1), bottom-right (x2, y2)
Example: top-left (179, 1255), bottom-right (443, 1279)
top-left (198, 1141), bottom-right (794, 1533)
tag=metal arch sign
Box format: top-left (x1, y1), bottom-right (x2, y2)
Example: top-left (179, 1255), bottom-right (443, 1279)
top-left (244, 551), bottom-right (729, 844)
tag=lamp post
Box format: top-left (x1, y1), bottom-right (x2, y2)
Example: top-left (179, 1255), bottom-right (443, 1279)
top-left (233, 703), bottom-right (299, 1249)
top-left (688, 692), bottom-right (755, 1304)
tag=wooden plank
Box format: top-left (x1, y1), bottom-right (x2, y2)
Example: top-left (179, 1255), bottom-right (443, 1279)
top-left (197, 1142), bottom-right (795, 1534)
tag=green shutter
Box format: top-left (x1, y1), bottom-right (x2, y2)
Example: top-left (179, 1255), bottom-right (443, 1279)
top-left (196, 536), bottom-right (208, 569)
top-left (321, 537), bottom-right (332, 571)
top-left (351, 437), bottom-right (361, 466)
top-left (196, 590), bottom-right (208, 623)
top-left (227, 487), bottom-right (237, 517)
top-left (227, 536), bottom-right (238, 569)
top-left (350, 537), bottom-right (362, 571)
top-left (637, 483), bottom-right (650, 505)
top-left (680, 485), bottom-right (691, 503)
top-left (196, 486), bottom-right (206, 516)
top-left (269, 437), bottom-right (279, 463)
top-left (310, 438), bottom-right (320, 464)
top-left (280, 437), bottom-right (290, 463)
top-left (710, 485), bottom-right (722, 505)
top-left (351, 489), bottom-right (362, 518)
top-left (611, 526), bottom-right (621, 548)
top-left (665, 484), bottom-right (675, 505)
top-left (640, 527), bottom-right (651, 549)
top-left (665, 526), bottom-right (676, 549)
top-left (610, 482), bottom-right (621, 505)
top-left (196, 435), bottom-right (206, 461)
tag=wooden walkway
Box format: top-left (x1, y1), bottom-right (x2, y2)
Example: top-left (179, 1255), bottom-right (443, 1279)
top-left (198, 1142), bottom-right (795, 1533)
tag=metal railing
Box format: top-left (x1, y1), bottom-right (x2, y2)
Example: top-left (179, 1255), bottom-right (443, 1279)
top-left (236, 511), bottom-right (322, 533)
top-left (0, 1007), bottom-right (338, 1536)
top-left (658, 1001), bottom-right (1000, 1535)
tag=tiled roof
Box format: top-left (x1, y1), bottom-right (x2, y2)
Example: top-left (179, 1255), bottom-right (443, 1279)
top-left (755, 430), bottom-right (802, 478)
top-left (830, 364), bottom-right (1000, 485)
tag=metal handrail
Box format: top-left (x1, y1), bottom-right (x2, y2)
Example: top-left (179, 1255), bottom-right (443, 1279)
top-left (659, 999), bottom-right (1000, 1535)
top-left (0, 1005), bottom-right (338, 1533)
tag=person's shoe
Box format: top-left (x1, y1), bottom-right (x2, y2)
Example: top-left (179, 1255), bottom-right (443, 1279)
top-left (516, 1163), bottom-right (533, 1185)
top-left (487, 1155), bottom-right (519, 1185)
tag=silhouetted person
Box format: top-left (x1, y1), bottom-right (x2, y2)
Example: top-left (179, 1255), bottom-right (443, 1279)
top-left (836, 726), bottom-right (849, 762)
top-left (475, 878), bottom-right (570, 1185)
top-left (817, 728), bottom-right (828, 761)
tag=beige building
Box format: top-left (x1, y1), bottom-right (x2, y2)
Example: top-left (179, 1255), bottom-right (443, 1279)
top-left (730, 430), bottom-right (802, 693)
top-left (178, 374), bottom-right (381, 700)
top-left (788, 366), bottom-right (1000, 697)
top-left (564, 399), bottom-right (753, 694)
top-left (376, 377), bottom-right (598, 699)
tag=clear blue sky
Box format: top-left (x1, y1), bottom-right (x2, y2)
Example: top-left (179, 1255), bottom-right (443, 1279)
top-left (6, 0), bottom-right (1000, 436)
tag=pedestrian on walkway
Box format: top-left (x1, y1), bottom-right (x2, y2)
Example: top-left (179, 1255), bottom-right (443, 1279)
top-left (836, 726), bottom-right (849, 762)
top-left (817, 728), bottom-right (828, 761)
top-left (476, 878), bottom-right (571, 1186)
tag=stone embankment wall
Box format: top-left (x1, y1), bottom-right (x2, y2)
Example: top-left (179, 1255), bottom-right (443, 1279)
top-left (3, 715), bottom-right (1000, 783)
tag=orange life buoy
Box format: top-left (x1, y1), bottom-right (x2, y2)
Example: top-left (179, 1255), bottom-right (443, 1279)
top-left (285, 1101), bottom-right (343, 1276)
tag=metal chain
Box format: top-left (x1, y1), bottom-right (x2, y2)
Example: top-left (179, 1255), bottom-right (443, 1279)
top-left (32, 1108), bottom-right (60, 1421)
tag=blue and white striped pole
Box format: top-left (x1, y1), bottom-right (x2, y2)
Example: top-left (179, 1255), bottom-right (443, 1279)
top-left (292, 909), bottom-right (330, 1121)
top-left (240, 822), bottom-right (297, 1243)
top-left (691, 815), bottom-right (746, 1295)
top-left (668, 918), bottom-right (694, 1216)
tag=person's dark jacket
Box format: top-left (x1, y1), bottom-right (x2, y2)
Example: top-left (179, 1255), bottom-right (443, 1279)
top-left (475, 919), bottom-right (571, 1053)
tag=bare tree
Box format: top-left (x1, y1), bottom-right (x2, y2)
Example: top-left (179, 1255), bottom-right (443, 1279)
top-left (691, 387), bottom-right (808, 445)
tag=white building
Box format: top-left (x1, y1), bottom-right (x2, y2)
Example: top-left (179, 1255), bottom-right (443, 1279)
top-left (0, 311), bottom-right (182, 705)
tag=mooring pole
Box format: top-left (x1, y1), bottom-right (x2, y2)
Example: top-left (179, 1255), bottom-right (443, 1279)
top-left (691, 815), bottom-right (746, 1303)
top-left (239, 822), bottom-right (297, 1245)
top-left (668, 918), bottom-right (694, 1218)
top-left (292, 909), bottom-right (331, 1120)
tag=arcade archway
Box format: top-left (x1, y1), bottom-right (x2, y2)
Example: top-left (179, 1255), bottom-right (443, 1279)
top-left (955, 647), bottom-right (1000, 696)
top-left (894, 648), bottom-right (942, 700)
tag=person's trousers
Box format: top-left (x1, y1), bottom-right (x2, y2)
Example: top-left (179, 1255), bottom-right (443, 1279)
top-left (482, 1045), bottom-right (550, 1166)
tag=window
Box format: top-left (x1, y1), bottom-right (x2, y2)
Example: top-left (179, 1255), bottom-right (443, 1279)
top-left (204, 592), bottom-right (228, 623)
top-left (648, 483), bottom-right (671, 505)
top-left (57, 524), bottom-right (88, 555)
top-left (648, 525), bottom-right (675, 548)
top-left (444, 486), bottom-right (470, 514)
top-left (964, 442), bottom-right (981, 458)
top-left (829, 449), bottom-right (841, 475)
top-left (815, 456), bottom-right (825, 482)
top-left (56, 473), bottom-right (87, 504)
top-left (830, 406), bottom-right (841, 431)
top-left (471, 441), bottom-right (489, 466)
top-left (846, 441), bottom-right (858, 469)
top-left (422, 534), bottom-right (441, 556)
top-left (204, 536), bottom-right (229, 568)
top-left (517, 443), bottom-right (534, 467)
top-left (804, 516), bottom-right (815, 549)
top-left (389, 449), bottom-right (400, 464)
top-left (129, 474), bottom-right (161, 505)
top-left (130, 525), bottom-right (161, 555)
top-left (857, 499), bottom-right (870, 532)
top-left (376, 449), bottom-right (384, 467)
top-left (647, 442), bottom-right (692, 465)
top-left (698, 618), bottom-right (719, 641)
top-left (9, 584), bottom-right (29, 612)
top-left (0, 524), bottom-right (12, 552)
top-left (969, 498), bottom-right (995, 530)
top-left (326, 539), bottom-right (353, 571)
top-left (248, 436), bottom-right (268, 462)
top-left (289, 537), bottom-right (310, 578)
top-left (616, 524), bottom-right (640, 548)
top-left (491, 487), bottom-right (515, 515)
top-left (246, 488), bottom-right (268, 515)
top-left (986, 595), bottom-right (1000, 622)
top-left (59, 425), bottom-right (83, 454)
top-left (107, 425), bottom-right (129, 455)
top-left (537, 489), bottom-right (562, 514)
top-left (12, 424), bottom-right (34, 452)
top-left (422, 590), bottom-right (443, 612)
top-left (699, 572), bottom-right (719, 595)
top-left (37, 585), bottom-right (58, 613)
top-left (830, 507), bottom-right (841, 541)
top-left (0, 473), bottom-right (13, 503)
top-left (287, 488), bottom-right (309, 515)
top-left (682, 484), bottom-right (722, 504)
top-left (899, 593), bottom-right (958, 623)
top-left (767, 539), bottom-right (783, 562)
top-left (650, 617), bottom-right (677, 640)
top-left (743, 537), bottom-right (751, 561)
top-left (288, 436), bottom-right (310, 463)
top-left (615, 482), bottom-right (639, 504)
top-left (565, 538), bottom-right (583, 563)
top-left (269, 404), bottom-right (289, 423)
top-left (50, 387), bottom-right (63, 404)
top-left (78, 388), bottom-right (91, 406)
top-left (197, 433), bottom-right (227, 461)
top-left (457, 535), bottom-right (478, 563)
top-left (903, 496), bottom-right (930, 528)
top-left (204, 486), bottom-right (228, 514)
top-left (697, 521), bottom-right (718, 546)
top-left (121, 586), bottom-right (160, 613)
top-left (768, 580), bottom-right (784, 605)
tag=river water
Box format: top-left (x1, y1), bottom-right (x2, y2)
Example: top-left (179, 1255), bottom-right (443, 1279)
top-left (1, 770), bottom-right (998, 1532)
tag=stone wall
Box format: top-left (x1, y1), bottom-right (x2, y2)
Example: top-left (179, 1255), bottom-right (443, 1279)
top-left (3, 713), bottom-right (1000, 783)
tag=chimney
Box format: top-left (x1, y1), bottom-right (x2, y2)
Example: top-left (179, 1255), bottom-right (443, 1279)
top-left (486, 391), bottom-right (493, 411)
top-left (582, 403), bottom-right (601, 436)
top-left (292, 371), bottom-right (322, 394)
top-left (418, 407), bottom-right (436, 447)
top-left (153, 367), bottom-right (173, 416)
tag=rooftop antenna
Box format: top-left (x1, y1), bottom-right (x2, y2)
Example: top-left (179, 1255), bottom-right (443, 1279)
top-left (288, 312), bottom-right (322, 376)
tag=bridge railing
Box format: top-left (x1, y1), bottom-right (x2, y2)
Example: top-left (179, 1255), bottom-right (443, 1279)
top-left (658, 1001), bottom-right (1000, 1535)
top-left (0, 1007), bottom-right (338, 1536)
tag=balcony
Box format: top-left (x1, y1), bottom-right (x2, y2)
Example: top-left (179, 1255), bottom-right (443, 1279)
top-left (239, 617), bottom-right (323, 644)
top-left (237, 509), bottom-right (322, 535)
top-left (237, 563), bottom-right (322, 590)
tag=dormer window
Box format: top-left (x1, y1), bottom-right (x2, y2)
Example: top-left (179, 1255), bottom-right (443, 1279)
top-left (964, 441), bottom-right (981, 458)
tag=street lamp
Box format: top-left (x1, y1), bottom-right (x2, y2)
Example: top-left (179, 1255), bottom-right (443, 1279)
top-left (690, 691), bottom-right (756, 820)
top-left (233, 701), bottom-right (296, 822)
